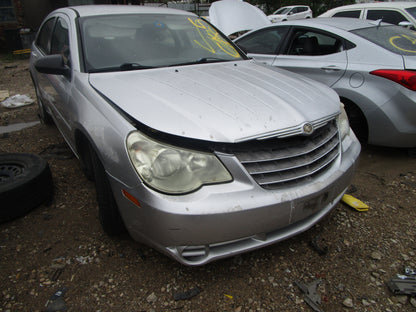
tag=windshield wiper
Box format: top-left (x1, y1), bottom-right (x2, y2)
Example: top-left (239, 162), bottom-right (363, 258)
top-left (196, 57), bottom-right (231, 63)
top-left (170, 57), bottom-right (232, 67)
top-left (119, 62), bottom-right (155, 71)
top-left (89, 62), bottom-right (155, 73)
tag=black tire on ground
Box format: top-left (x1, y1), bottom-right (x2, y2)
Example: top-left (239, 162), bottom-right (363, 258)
top-left (0, 153), bottom-right (54, 223)
top-left (89, 146), bottom-right (126, 236)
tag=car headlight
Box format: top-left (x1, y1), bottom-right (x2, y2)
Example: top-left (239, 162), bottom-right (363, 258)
top-left (126, 131), bottom-right (232, 194)
top-left (338, 103), bottom-right (350, 140)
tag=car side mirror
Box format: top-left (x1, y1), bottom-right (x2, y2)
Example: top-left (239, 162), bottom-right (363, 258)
top-left (288, 12), bottom-right (293, 15)
top-left (35, 54), bottom-right (71, 78)
top-left (399, 21), bottom-right (414, 29)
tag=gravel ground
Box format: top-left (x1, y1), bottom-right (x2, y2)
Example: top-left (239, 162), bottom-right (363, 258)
top-left (1, 56), bottom-right (416, 312)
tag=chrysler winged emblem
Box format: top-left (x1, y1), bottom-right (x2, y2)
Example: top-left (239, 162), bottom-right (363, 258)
top-left (302, 123), bottom-right (314, 135)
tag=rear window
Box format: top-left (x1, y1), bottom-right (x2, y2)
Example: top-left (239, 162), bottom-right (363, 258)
top-left (351, 25), bottom-right (416, 55)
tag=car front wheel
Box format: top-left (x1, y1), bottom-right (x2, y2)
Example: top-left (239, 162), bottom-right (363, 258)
top-left (89, 145), bottom-right (126, 236)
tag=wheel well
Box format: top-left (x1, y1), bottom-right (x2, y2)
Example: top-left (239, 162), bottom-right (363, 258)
top-left (340, 97), bottom-right (368, 144)
top-left (74, 130), bottom-right (95, 181)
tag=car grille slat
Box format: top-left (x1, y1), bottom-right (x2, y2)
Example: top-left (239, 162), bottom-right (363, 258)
top-left (245, 134), bottom-right (339, 175)
top-left (237, 120), bottom-right (338, 163)
top-left (233, 120), bottom-right (340, 189)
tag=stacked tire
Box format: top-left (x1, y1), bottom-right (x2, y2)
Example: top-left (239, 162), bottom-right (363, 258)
top-left (0, 153), bottom-right (53, 223)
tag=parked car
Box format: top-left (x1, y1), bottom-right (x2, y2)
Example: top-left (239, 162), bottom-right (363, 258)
top-left (234, 18), bottom-right (416, 148)
top-left (268, 5), bottom-right (313, 23)
top-left (30, 5), bottom-right (360, 265)
top-left (319, 2), bottom-right (416, 28)
top-left (209, 0), bottom-right (271, 36)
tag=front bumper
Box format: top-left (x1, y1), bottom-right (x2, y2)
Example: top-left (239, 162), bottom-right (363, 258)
top-left (110, 132), bottom-right (360, 265)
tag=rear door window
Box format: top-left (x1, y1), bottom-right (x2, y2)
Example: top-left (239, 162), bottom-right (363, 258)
top-left (333, 10), bottom-right (361, 18)
top-left (287, 29), bottom-right (345, 56)
top-left (366, 9), bottom-right (409, 25)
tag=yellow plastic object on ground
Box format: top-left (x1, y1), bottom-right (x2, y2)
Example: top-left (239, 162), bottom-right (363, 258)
top-left (12, 49), bottom-right (31, 55)
top-left (342, 194), bottom-right (369, 212)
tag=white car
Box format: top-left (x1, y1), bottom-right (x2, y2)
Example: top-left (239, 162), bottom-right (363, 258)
top-left (319, 2), bottom-right (416, 28)
top-left (268, 5), bottom-right (312, 23)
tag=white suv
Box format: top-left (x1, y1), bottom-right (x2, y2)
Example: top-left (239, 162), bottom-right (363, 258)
top-left (268, 5), bottom-right (312, 23)
top-left (319, 2), bottom-right (416, 27)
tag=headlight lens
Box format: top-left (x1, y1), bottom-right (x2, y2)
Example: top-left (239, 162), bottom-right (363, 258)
top-left (126, 131), bottom-right (232, 194)
top-left (338, 103), bottom-right (350, 140)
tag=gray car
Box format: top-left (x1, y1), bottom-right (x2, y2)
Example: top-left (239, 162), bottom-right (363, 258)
top-left (235, 18), bottom-right (416, 148)
top-left (29, 6), bottom-right (360, 265)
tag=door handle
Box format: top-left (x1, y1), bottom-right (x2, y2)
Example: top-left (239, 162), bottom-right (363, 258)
top-left (321, 65), bottom-right (342, 72)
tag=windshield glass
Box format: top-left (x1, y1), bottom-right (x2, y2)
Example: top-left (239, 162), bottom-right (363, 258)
top-left (80, 14), bottom-right (244, 72)
top-left (405, 7), bottom-right (416, 19)
top-left (274, 7), bottom-right (291, 15)
top-left (351, 25), bottom-right (416, 56)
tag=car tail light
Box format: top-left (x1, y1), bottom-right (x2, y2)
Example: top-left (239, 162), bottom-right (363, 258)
top-left (370, 69), bottom-right (416, 91)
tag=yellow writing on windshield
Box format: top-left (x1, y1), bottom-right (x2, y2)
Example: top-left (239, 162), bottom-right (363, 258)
top-left (390, 34), bottom-right (416, 53)
top-left (188, 18), bottom-right (240, 58)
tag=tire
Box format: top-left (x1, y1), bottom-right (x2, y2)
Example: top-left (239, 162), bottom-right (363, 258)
top-left (0, 153), bottom-right (53, 223)
top-left (89, 146), bottom-right (126, 236)
top-left (343, 100), bottom-right (368, 144)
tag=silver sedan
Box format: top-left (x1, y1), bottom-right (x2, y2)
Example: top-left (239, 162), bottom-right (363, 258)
top-left (30, 6), bottom-right (360, 265)
top-left (235, 18), bottom-right (416, 148)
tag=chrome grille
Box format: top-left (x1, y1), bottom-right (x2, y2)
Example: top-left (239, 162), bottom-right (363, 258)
top-left (234, 120), bottom-right (339, 189)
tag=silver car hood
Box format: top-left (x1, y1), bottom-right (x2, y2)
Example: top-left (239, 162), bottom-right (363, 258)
top-left (89, 61), bottom-right (340, 143)
top-left (208, 0), bottom-right (271, 36)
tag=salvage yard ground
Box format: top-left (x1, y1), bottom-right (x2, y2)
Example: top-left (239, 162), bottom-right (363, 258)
top-left (1, 56), bottom-right (416, 312)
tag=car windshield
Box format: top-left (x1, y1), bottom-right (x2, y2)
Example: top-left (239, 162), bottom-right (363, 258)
top-left (274, 7), bottom-right (291, 15)
top-left (351, 24), bottom-right (416, 56)
top-left (79, 14), bottom-right (244, 73)
top-left (405, 6), bottom-right (416, 19)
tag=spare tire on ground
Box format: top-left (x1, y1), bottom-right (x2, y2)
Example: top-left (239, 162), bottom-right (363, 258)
top-left (0, 153), bottom-right (53, 223)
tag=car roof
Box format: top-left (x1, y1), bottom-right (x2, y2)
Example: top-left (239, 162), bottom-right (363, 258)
top-left (279, 5), bottom-right (308, 9)
top-left (324, 1), bottom-right (416, 12)
top-left (269, 17), bottom-right (388, 32)
top-left (54, 5), bottom-right (193, 18)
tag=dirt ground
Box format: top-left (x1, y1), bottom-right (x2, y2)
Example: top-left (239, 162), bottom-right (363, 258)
top-left (0, 56), bottom-right (415, 312)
